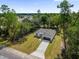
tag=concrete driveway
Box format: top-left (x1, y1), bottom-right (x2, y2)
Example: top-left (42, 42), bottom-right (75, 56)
top-left (31, 40), bottom-right (49, 59)
top-left (0, 47), bottom-right (40, 59)
top-left (0, 55), bottom-right (8, 59)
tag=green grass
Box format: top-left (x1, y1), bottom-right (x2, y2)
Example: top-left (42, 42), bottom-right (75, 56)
top-left (45, 34), bottom-right (63, 59)
top-left (0, 39), bottom-right (4, 42)
top-left (0, 31), bottom-right (63, 59)
top-left (11, 33), bottom-right (41, 54)
top-left (0, 39), bottom-right (8, 46)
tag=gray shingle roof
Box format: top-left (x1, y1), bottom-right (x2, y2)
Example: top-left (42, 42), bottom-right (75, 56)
top-left (35, 28), bottom-right (56, 41)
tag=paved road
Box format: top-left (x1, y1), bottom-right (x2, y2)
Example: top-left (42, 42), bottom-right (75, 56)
top-left (0, 47), bottom-right (40, 59)
top-left (31, 40), bottom-right (49, 59)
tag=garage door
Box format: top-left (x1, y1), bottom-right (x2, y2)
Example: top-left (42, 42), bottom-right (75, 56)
top-left (43, 37), bottom-right (50, 41)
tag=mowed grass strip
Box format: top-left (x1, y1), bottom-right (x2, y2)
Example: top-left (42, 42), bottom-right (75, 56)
top-left (11, 33), bottom-right (41, 54)
top-left (45, 34), bottom-right (62, 59)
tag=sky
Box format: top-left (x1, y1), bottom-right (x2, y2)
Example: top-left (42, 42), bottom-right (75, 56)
top-left (0, 0), bottom-right (79, 13)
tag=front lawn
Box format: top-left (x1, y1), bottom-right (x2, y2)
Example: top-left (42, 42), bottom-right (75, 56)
top-left (45, 34), bottom-right (63, 59)
top-left (11, 33), bottom-right (41, 54)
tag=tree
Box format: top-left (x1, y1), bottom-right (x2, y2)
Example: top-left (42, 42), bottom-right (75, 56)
top-left (40, 15), bottom-right (48, 28)
top-left (3, 12), bottom-right (20, 42)
top-left (0, 5), bottom-right (21, 42)
top-left (37, 9), bottom-right (41, 27)
top-left (32, 15), bottom-right (40, 28)
top-left (0, 5), bottom-right (10, 13)
top-left (37, 9), bottom-right (41, 14)
top-left (11, 9), bottom-right (16, 13)
top-left (0, 17), bottom-right (8, 37)
top-left (31, 10), bottom-right (41, 28)
top-left (21, 18), bottom-right (33, 35)
top-left (66, 11), bottom-right (79, 59)
top-left (50, 14), bottom-right (60, 28)
top-left (57, 0), bottom-right (73, 58)
top-left (67, 26), bottom-right (79, 59)
top-left (71, 11), bottom-right (79, 26)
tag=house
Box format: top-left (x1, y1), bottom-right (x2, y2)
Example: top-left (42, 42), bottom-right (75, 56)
top-left (35, 29), bottom-right (56, 42)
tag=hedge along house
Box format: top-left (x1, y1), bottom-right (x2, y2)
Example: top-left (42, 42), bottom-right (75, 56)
top-left (35, 29), bottom-right (56, 42)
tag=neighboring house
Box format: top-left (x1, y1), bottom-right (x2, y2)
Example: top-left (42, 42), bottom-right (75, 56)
top-left (35, 28), bottom-right (56, 42)
top-left (17, 13), bottom-right (36, 22)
